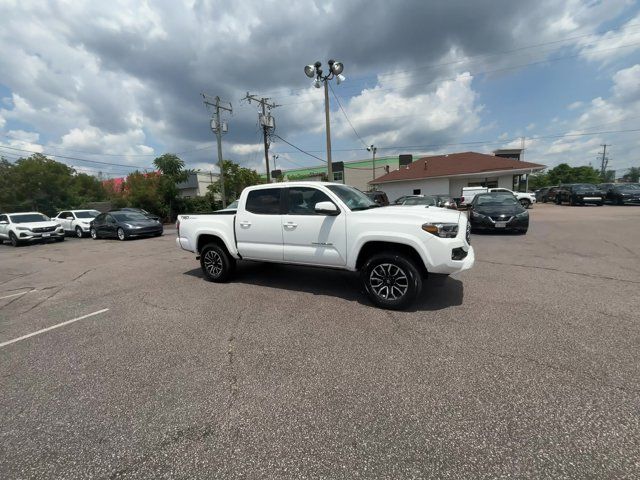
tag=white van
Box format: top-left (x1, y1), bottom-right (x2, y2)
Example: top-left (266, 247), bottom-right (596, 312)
top-left (461, 187), bottom-right (536, 208)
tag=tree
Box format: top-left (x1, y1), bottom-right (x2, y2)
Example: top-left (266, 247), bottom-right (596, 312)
top-left (623, 167), bottom-right (640, 182)
top-left (0, 154), bottom-right (107, 215)
top-left (153, 153), bottom-right (189, 221)
top-left (122, 171), bottom-right (164, 215)
top-left (208, 160), bottom-right (263, 204)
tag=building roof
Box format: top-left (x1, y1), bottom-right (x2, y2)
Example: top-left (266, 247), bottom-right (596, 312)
top-left (370, 151), bottom-right (545, 184)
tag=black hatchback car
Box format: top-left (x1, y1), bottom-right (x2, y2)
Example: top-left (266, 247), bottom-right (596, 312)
top-left (90, 211), bottom-right (163, 240)
top-left (364, 191), bottom-right (389, 206)
top-left (468, 193), bottom-right (529, 234)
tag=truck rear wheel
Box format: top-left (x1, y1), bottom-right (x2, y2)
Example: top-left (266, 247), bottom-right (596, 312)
top-left (200, 243), bottom-right (235, 282)
top-left (361, 252), bottom-right (422, 310)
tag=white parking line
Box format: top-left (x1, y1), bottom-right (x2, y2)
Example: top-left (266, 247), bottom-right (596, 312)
top-left (0, 290), bottom-right (34, 300)
top-left (0, 308), bottom-right (109, 348)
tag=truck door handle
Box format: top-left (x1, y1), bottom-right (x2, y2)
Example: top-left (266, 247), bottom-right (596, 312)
top-left (239, 221), bottom-right (251, 227)
top-left (283, 222), bottom-right (297, 229)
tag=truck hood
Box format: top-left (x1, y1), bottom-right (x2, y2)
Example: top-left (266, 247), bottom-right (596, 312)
top-left (357, 206), bottom-right (461, 223)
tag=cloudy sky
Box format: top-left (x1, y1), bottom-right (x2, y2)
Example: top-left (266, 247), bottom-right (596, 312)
top-left (0, 0), bottom-right (639, 178)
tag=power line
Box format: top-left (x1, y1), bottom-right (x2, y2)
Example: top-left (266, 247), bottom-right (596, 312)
top-left (329, 82), bottom-right (368, 149)
top-left (0, 145), bottom-right (151, 169)
top-left (272, 135), bottom-right (327, 163)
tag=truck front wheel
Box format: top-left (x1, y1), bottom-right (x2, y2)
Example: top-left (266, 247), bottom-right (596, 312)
top-left (200, 243), bottom-right (235, 282)
top-left (361, 253), bottom-right (422, 310)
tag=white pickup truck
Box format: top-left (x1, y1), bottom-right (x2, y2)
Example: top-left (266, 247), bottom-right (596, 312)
top-left (461, 187), bottom-right (536, 208)
top-left (176, 182), bottom-right (474, 309)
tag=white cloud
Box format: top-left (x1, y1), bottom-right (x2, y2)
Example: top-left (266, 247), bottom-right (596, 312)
top-left (568, 101), bottom-right (583, 110)
top-left (229, 143), bottom-right (264, 155)
top-left (578, 13), bottom-right (640, 63)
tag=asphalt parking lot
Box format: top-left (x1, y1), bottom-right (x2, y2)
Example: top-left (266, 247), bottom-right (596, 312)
top-left (1, 204), bottom-right (639, 479)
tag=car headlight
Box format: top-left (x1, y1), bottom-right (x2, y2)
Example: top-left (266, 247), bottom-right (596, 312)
top-left (16, 227), bottom-right (30, 231)
top-left (471, 211), bottom-right (485, 218)
top-left (422, 222), bottom-right (459, 238)
top-left (516, 211), bottom-right (529, 218)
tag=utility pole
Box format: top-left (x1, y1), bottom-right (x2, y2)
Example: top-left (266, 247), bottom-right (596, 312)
top-left (367, 144), bottom-right (377, 182)
top-left (272, 154), bottom-right (279, 171)
top-left (202, 94), bottom-right (232, 207)
top-left (599, 144), bottom-right (610, 177)
top-left (243, 93), bottom-right (279, 183)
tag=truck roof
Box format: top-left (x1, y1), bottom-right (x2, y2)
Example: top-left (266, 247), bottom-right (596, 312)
top-left (247, 181), bottom-right (347, 190)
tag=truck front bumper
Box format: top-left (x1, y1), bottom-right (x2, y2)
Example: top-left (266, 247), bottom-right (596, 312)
top-left (428, 245), bottom-right (475, 275)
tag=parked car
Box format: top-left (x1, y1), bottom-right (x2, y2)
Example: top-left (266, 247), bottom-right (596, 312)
top-left (397, 195), bottom-right (438, 206)
top-left (392, 195), bottom-right (414, 205)
top-left (461, 187), bottom-right (536, 209)
top-left (90, 211), bottom-right (163, 240)
top-left (545, 186), bottom-right (560, 203)
top-left (535, 187), bottom-right (550, 203)
top-left (52, 210), bottom-right (101, 238)
top-left (468, 193), bottom-right (529, 234)
top-left (555, 184), bottom-right (604, 206)
top-left (432, 194), bottom-right (458, 209)
top-left (176, 182), bottom-right (474, 310)
top-left (0, 212), bottom-right (65, 246)
top-left (110, 207), bottom-right (161, 222)
top-left (364, 190), bottom-right (390, 206)
top-left (598, 183), bottom-right (640, 205)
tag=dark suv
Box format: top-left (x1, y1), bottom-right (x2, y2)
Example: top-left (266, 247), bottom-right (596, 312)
top-left (555, 184), bottom-right (604, 206)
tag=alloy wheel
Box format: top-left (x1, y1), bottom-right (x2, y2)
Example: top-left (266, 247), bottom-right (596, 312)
top-left (117, 228), bottom-right (125, 241)
top-left (76, 227), bottom-right (83, 238)
top-left (369, 263), bottom-right (409, 300)
top-left (203, 249), bottom-right (223, 278)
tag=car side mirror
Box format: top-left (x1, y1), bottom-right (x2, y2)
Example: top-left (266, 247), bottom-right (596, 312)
top-left (314, 201), bottom-right (339, 215)
top-left (66, 216), bottom-right (74, 219)
top-left (0, 220), bottom-right (8, 225)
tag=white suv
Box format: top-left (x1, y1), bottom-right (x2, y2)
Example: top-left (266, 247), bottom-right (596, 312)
top-left (0, 212), bottom-right (65, 246)
top-left (52, 209), bottom-right (101, 238)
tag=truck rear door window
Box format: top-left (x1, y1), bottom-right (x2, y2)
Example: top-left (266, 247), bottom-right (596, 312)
top-left (246, 188), bottom-right (282, 214)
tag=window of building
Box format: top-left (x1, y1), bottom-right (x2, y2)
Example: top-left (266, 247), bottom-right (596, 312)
top-left (245, 188), bottom-right (282, 214)
top-left (413, 189), bottom-right (421, 195)
top-left (287, 187), bottom-right (333, 215)
top-left (333, 171), bottom-right (343, 182)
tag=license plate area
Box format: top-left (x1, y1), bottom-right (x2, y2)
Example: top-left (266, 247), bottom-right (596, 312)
top-left (42, 233), bottom-right (51, 237)
top-left (495, 222), bottom-right (507, 228)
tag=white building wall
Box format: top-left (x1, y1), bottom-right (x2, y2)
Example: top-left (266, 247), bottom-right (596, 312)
top-left (376, 178), bottom-right (450, 202)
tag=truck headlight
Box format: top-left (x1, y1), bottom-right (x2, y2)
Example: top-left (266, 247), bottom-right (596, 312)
top-left (422, 223), bottom-right (459, 238)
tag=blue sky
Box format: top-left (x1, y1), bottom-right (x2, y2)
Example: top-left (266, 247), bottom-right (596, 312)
top-left (1, 0), bottom-right (639, 178)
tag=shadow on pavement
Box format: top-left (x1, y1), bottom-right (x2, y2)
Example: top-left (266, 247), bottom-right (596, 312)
top-left (184, 262), bottom-right (463, 312)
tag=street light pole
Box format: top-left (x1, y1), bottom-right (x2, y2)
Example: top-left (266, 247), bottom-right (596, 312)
top-left (323, 79), bottom-right (333, 180)
top-left (304, 59), bottom-right (345, 182)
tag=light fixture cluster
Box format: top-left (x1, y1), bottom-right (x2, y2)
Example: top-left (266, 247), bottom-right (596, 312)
top-left (304, 59), bottom-right (345, 88)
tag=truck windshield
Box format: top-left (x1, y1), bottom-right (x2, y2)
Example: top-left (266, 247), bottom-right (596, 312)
top-left (326, 185), bottom-right (379, 211)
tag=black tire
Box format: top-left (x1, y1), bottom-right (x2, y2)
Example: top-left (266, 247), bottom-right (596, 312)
top-left (556, 196), bottom-right (562, 205)
top-left (90, 227), bottom-right (99, 240)
top-left (519, 199), bottom-right (531, 209)
top-left (55, 236), bottom-right (65, 242)
top-left (596, 202), bottom-right (603, 206)
top-left (361, 252), bottom-right (422, 310)
top-left (9, 232), bottom-right (20, 247)
top-left (117, 227), bottom-right (126, 241)
top-left (569, 196), bottom-right (576, 206)
top-left (75, 226), bottom-right (84, 238)
top-left (200, 243), bottom-right (235, 282)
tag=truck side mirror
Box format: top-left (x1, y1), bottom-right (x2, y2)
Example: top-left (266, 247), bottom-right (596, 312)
top-left (314, 201), bottom-right (339, 215)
